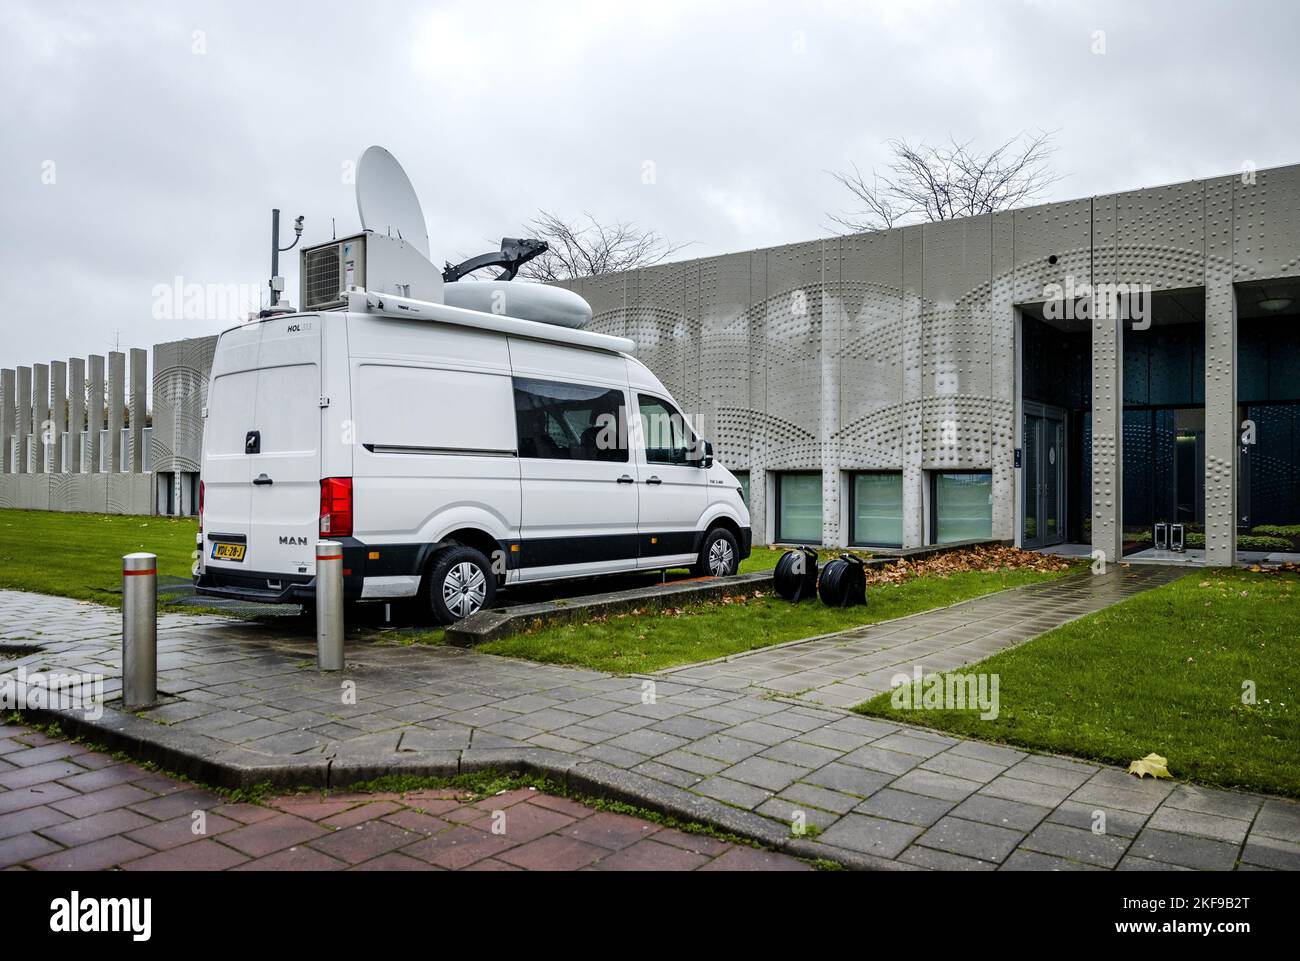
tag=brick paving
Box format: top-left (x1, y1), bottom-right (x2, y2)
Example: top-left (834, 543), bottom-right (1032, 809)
top-left (0, 722), bottom-right (806, 871)
top-left (661, 565), bottom-right (1185, 707)
top-left (2, 570), bottom-right (1297, 871)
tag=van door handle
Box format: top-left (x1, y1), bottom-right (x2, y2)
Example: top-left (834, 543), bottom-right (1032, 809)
top-left (616, 474), bottom-right (634, 484)
top-left (645, 476), bottom-right (662, 485)
top-left (253, 474), bottom-right (273, 486)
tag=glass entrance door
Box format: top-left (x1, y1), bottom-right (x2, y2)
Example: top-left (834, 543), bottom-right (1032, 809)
top-left (1023, 404), bottom-right (1066, 549)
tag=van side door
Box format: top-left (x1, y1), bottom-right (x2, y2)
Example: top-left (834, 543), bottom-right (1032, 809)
top-left (513, 376), bottom-right (640, 580)
top-left (634, 393), bottom-right (709, 568)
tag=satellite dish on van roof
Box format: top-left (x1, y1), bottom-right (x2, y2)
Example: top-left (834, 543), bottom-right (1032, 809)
top-left (356, 146), bottom-right (430, 259)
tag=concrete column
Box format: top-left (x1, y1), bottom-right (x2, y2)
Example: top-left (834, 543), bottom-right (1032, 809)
top-left (87, 355), bottom-right (104, 473)
top-left (108, 351), bottom-right (124, 472)
top-left (129, 347), bottom-right (147, 473)
top-left (1204, 177), bottom-right (1238, 566)
top-left (1, 369), bottom-right (13, 474)
top-left (819, 249), bottom-right (843, 547)
top-left (15, 367), bottom-right (31, 473)
top-left (68, 358), bottom-right (85, 473)
top-left (1090, 312), bottom-right (1124, 566)
top-left (50, 361), bottom-right (66, 473)
top-left (33, 363), bottom-right (49, 473)
top-left (901, 226), bottom-right (926, 547)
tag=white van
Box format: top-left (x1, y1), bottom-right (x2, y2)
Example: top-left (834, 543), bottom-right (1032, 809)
top-left (194, 286), bottom-right (752, 623)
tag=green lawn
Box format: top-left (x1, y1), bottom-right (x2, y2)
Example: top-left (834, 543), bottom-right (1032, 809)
top-left (0, 508), bottom-right (199, 606)
top-left (736, 545), bottom-right (872, 576)
top-left (856, 569), bottom-right (1300, 797)
top-left (477, 564), bottom-right (1078, 675)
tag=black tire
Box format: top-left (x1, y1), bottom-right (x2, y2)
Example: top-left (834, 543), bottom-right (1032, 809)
top-left (423, 545), bottom-right (497, 625)
top-left (818, 556), bottom-right (867, 608)
top-left (774, 547), bottom-right (819, 602)
top-left (693, 527), bottom-right (740, 578)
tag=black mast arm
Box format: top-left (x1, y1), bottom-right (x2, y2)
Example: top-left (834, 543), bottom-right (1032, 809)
top-left (443, 237), bottom-right (548, 283)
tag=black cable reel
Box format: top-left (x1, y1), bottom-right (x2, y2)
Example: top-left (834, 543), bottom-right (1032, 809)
top-left (818, 554), bottom-right (867, 608)
top-left (774, 547), bottom-right (819, 602)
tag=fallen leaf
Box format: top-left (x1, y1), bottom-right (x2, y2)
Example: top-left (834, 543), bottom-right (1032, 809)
top-left (1127, 753), bottom-right (1172, 779)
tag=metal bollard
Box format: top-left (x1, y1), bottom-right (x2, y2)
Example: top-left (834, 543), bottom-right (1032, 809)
top-left (316, 540), bottom-right (344, 671)
top-left (122, 552), bottom-right (157, 710)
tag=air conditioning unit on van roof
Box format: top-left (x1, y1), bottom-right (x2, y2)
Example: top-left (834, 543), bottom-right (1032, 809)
top-left (300, 231), bottom-right (444, 311)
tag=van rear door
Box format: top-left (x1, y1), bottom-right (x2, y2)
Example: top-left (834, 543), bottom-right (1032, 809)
top-left (201, 325), bottom-right (261, 574)
top-left (246, 317), bottom-right (324, 578)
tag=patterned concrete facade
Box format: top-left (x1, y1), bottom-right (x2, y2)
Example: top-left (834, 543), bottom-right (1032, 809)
top-left (563, 164), bottom-right (1300, 564)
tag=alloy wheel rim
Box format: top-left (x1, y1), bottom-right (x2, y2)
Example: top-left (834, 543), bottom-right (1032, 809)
top-left (442, 562), bottom-right (487, 617)
top-left (708, 539), bottom-right (735, 576)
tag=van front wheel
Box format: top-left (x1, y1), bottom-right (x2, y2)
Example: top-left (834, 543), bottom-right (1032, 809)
top-left (694, 527), bottom-right (739, 578)
top-left (424, 546), bottom-right (496, 624)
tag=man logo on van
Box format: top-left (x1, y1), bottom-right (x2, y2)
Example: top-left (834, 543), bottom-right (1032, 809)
top-left (279, 535), bottom-right (309, 546)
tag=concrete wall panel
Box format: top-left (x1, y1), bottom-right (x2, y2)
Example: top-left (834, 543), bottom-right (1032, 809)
top-left (1115, 180), bottom-right (1205, 290)
top-left (835, 229), bottom-right (905, 470)
top-left (1234, 165), bottom-right (1300, 281)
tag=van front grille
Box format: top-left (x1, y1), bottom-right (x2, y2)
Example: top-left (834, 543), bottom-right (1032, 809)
top-left (304, 245), bottom-right (342, 309)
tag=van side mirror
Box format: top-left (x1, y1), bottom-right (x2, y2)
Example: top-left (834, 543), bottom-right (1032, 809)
top-left (700, 440), bottom-right (713, 469)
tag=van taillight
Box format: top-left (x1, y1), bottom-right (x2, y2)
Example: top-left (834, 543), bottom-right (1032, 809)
top-left (198, 480), bottom-right (204, 532)
top-left (319, 477), bottom-right (353, 537)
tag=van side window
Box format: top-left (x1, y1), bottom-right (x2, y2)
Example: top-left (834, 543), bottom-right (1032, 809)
top-left (637, 395), bottom-right (694, 465)
top-left (513, 377), bottom-right (628, 462)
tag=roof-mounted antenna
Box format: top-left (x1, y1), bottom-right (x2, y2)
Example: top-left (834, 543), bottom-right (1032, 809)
top-left (356, 146), bottom-right (430, 258)
top-left (269, 208), bottom-right (305, 306)
top-left (443, 238), bottom-right (549, 283)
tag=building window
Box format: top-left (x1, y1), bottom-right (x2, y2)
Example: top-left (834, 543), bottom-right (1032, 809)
top-left (513, 377), bottom-right (628, 462)
top-left (734, 471), bottom-right (750, 507)
top-left (775, 472), bottom-right (822, 543)
top-left (932, 471), bottom-right (993, 543)
top-left (849, 472), bottom-right (903, 547)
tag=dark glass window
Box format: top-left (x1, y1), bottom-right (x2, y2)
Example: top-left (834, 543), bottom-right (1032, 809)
top-left (849, 472), bottom-right (903, 547)
top-left (931, 471), bottom-right (992, 543)
top-left (775, 473), bottom-right (822, 544)
top-left (734, 471), bottom-right (750, 506)
top-left (513, 377), bottom-right (627, 462)
top-left (637, 394), bottom-right (695, 465)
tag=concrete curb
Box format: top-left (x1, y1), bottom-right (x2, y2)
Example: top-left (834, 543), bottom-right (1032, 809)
top-left (19, 701), bottom-right (913, 871)
top-left (446, 539), bottom-right (1013, 647)
top-left (445, 571), bottom-right (775, 646)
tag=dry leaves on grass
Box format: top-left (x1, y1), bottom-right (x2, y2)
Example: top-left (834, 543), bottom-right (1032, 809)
top-left (868, 544), bottom-right (1073, 585)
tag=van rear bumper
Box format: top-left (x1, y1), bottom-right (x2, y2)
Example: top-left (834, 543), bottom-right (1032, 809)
top-left (195, 565), bottom-right (364, 604)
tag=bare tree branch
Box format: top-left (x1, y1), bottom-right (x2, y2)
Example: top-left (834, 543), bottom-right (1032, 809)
top-left (826, 131), bottom-right (1063, 232)
top-left (518, 210), bottom-right (690, 282)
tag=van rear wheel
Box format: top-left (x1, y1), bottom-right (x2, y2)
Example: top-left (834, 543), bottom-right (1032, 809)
top-left (694, 527), bottom-right (739, 578)
top-left (424, 545), bottom-right (496, 625)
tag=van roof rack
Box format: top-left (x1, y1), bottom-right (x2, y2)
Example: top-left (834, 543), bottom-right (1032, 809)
top-left (344, 288), bottom-right (635, 355)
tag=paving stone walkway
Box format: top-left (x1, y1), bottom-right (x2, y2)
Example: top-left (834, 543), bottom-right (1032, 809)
top-left (1, 575), bottom-right (1297, 871)
top-left (661, 565), bottom-right (1185, 707)
top-left (0, 721), bottom-right (804, 871)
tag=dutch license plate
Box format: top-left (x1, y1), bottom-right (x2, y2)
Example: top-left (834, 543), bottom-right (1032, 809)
top-left (211, 542), bottom-right (246, 562)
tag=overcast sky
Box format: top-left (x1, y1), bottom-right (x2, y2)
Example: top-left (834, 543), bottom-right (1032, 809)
top-left (3, 0), bottom-right (1299, 370)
